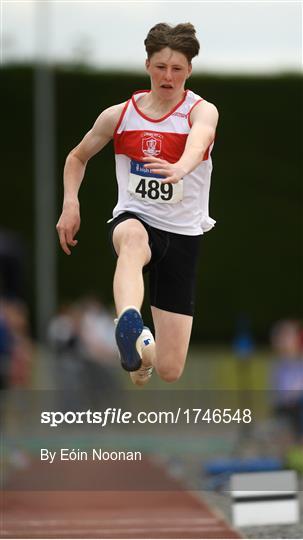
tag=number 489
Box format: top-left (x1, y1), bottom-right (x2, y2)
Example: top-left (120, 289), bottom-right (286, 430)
top-left (136, 178), bottom-right (173, 201)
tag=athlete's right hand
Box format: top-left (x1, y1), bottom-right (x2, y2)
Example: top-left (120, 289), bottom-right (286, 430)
top-left (56, 201), bottom-right (81, 255)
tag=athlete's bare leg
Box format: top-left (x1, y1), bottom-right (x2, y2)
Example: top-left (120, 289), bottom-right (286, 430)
top-left (113, 219), bottom-right (155, 383)
top-left (113, 220), bottom-right (191, 384)
top-left (151, 306), bottom-right (193, 382)
top-left (112, 219), bottom-right (151, 315)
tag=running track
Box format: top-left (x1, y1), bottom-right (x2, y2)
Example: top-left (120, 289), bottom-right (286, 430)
top-left (1, 459), bottom-right (241, 539)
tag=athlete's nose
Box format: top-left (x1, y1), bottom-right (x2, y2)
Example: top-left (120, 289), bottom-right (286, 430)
top-left (164, 68), bottom-right (173, 81)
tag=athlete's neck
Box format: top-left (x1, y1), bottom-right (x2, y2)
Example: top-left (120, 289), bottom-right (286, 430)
top-left (137, 90), bottom-right (186, 119)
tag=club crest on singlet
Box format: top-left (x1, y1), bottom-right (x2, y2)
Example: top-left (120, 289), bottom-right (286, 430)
top-left (128, 159), bottom-right (183, 204)
top-left (142, 132), bottom-right (163, 157)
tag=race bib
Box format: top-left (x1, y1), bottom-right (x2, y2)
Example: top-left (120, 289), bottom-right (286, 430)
top-left (128, 160), bottom-right (183, 204)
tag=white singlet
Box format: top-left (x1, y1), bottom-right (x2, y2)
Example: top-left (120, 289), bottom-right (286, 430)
top-left (111, 89), bottom-right (216, 235)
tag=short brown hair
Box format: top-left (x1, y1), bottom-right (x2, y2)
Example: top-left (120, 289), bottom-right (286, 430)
top-left (144, 23), bottom-right (200, 63)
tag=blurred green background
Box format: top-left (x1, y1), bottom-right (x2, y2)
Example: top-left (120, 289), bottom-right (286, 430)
top-left (1, 67), bottom-right (302, 341)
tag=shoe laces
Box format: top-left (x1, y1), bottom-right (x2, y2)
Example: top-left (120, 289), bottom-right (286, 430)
top-left (138, 365), bottom-right (153, 379)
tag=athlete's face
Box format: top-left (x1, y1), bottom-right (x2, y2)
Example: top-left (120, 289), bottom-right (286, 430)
top-left (146, 47), bottom-right (192, 100)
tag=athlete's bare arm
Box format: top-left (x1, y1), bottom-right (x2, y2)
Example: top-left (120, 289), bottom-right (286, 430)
top-left (57, 102), bottom-right (125, 255)
top-left (142, 100), bottom-right (219, 183)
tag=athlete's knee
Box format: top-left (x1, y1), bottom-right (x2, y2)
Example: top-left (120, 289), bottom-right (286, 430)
top-left (123, 227), bottom-right (147, 247)
top-left (156, 362), bottom-right (184, 383)
top-left (114, 223), bottom-right (149, 258)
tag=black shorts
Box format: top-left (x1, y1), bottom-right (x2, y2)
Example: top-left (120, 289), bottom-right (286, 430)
top-left (108, 212), bottom-right (201, 316)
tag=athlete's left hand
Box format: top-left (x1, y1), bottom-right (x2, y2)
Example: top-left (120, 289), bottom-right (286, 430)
top-left (142, 156), bottom-right (186, 184)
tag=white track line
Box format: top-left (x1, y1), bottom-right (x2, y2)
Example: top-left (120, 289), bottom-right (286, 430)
top-left (4, 517), bottom-right (219, 526)
top-left (2, 525), bottom-right (232, 535)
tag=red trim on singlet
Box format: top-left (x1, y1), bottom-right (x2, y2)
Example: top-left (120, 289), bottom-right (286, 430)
top-left (113, 100), bottom-right (130, 138)
top-left (114, 129), bottom-right (188, 163)
top-left (203, 144), bottom-right (211, 161)
top-left (187, 98), bottom-right (204, 128)
top-left (131, 89), bottom-right (189, 123)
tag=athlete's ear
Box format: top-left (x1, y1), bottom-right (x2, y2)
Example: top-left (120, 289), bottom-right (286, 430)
top-left (145, 58), bottom-right (150, 71)
top-left (187, 63), bottom-right (192, 79)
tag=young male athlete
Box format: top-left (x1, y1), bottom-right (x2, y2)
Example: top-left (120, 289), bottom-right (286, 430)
top-left (57, 23), bottom-right (219, 386)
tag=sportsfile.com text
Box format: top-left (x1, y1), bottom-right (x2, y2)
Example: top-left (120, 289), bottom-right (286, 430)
top-left (41, 408), bottom-right (252, 427)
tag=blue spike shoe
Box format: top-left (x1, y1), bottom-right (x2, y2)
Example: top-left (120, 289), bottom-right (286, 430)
top-left (115, 306), bottom-right (144, 371)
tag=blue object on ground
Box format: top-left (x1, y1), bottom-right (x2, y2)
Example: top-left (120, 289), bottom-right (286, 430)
top-left (204, 457), bottom-right (283, 475)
